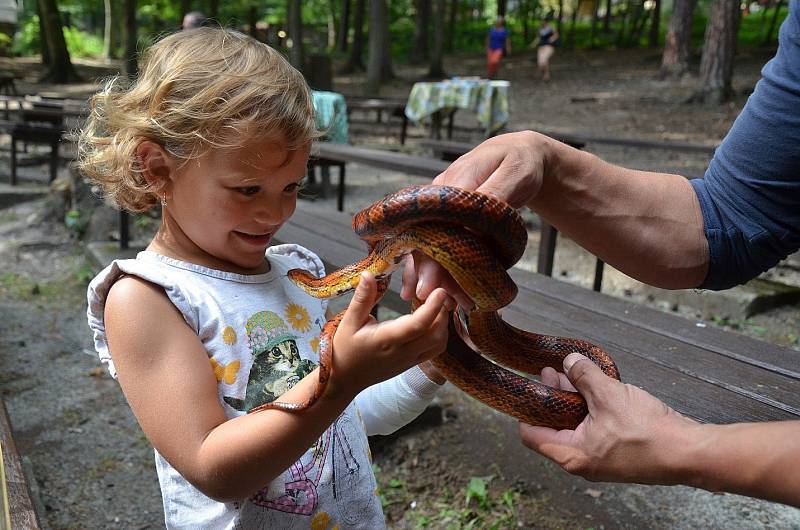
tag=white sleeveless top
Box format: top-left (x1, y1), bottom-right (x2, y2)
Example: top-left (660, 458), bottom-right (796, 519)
top-left (86, 245), bottom-right (440, 529)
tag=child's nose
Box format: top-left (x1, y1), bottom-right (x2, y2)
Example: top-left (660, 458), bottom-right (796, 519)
top-left (252, 201), bottom-right (285, 225)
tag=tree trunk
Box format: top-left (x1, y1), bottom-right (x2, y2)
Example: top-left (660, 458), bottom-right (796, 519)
top-left (603, 0), bottom-right (612, 30)
top-left (567, 0), bottom-right (580, 49)
top-left (37, 0), bottom-right (50, 65)
top-left (38, 0), bottom-right (79, 82)
top-left (366, 0), bottom-right (393, 94)
top-left (590, 0), bottom-right (600, 47)
top-left (413, 0), bottom-right (431, 63)
top-left (648, 0), bottom-right (661, 47)
top-left (659, 0), bottom-right (697, 78)
top-left (520, 0), bottom-right (530, 43)
top-left (336, 0), bottom-right (350, 52)
top-left (103, 0), bottom-right (113, 59)
top-left (626, 0), bottom-right (645, 45)
top-left (288, 0), bottom-right (304, 70)
top-left (763, 0), bottom-right (784, 44)
top-left (497, 0), bottom-right (507, 17)
top-left (446, 0), bottom-right (458, 51)
top-left (694, 0), bottom-right (741, 104)
top-left (557, 0), bottom-right (564, 34)
top-left (342, 0), bottom-right (366, 72)
top-left (123, 0), bottom-right (137, 78)
top-left (428, 0), bottom-right (446, 78)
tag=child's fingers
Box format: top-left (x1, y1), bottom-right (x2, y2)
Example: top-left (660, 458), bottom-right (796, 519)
top-left (340, 272), bottom-right (378, 330)
top-left (382, 288), bottom-right (450, 342)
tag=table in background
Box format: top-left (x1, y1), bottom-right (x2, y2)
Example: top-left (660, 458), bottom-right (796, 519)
top-left (310, 91), bottom-right (349, 205)
top-left (404, 78), bottom-right (510, 139)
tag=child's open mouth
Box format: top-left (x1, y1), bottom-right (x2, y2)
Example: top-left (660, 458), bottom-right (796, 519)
top-left (233, 231), bottom-right (271, 246)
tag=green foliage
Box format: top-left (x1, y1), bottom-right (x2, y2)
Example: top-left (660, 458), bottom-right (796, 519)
top-left (12, 15), bottom-right (41, 57)
top-left (63, 26), bottom-right (104, 58)
top-left (710, 315), bottom-right (768, 336)
top-left (374, 467), bottom-right (521, 529)
top-left (64, 209), bottom-right (89, 239)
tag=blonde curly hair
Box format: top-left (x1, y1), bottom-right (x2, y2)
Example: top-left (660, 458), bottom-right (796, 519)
top-left (78, 28), bottom-right (320, 213)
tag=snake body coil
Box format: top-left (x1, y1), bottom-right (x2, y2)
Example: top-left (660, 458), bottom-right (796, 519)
top-left (250, 185), bottom-right (620, 429)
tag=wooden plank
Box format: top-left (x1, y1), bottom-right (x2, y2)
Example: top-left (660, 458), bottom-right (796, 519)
top-left (505, 282), bottom-right (800, 420)
top-left (0, 400), bottom-right (40, 530)
top-left (500, 303), bottom-right (796, 424)
top-left (509, 268), bottom-right (800, 375)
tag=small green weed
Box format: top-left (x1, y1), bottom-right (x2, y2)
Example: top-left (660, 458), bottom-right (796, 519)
top-left (710, 316), bottom-right (768, 336)
top-left (65, 209), bottom-right (90, 239)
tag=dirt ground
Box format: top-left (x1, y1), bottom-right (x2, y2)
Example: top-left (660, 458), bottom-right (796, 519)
top-left (1, 46), bottom-right (799, 529)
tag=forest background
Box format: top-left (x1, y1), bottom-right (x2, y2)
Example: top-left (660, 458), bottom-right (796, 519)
top-left (15, 0), bottom-right (791, 105)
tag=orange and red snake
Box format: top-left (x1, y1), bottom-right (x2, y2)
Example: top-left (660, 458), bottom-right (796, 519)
top-left (250, 185), bottom-right (620, 430)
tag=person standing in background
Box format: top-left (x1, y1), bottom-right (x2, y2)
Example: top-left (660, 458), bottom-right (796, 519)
top-left (486, 17), bottom-right (511, 79)
top-left (537, 17), bottom-right (559, 82)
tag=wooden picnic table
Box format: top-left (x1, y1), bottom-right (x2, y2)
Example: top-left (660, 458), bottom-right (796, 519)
top-left (274, 202), bottom-right (800, 425)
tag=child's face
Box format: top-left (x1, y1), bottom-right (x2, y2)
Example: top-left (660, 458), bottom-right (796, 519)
top-left (164, 136), bottom-right (310, 274)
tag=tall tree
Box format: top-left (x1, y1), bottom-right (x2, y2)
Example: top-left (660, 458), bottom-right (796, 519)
top-left (180, 0), bottom-right (191, 21)
top-left (413, 0), bottom-right (431, 63)
top-left (659, 0), bottom-right (697, 78)
top-left (648, 0), bottom-right (661, 46)
top-left (123, 0), bottom-right (137, 78)
top-left (287, 0), bottom-right (304, 70)
top-left (446, 0), bottom-right (458, 51)
top-left (694, 0), bottom-right (741, 104)
top-left (103, 0), bottom-right (113, 60)
top-left (497, 0), bottom-right (507, 17)
top-left (38, 0), bottom-right (79, 82)
top-left (763, 0), bottom-right (785, 44)
top-left (428, 0), bottom-right (446, 78)
top-left (336, 0), bottom-right (351, 52)
top-left (366, 0), bottom-right (393, 94)
top-left (342, 0), bottom-right (366, 72)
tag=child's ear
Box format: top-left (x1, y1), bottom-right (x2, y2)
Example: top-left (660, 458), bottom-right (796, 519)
top-left (136, 140), bottom-right (176, 193)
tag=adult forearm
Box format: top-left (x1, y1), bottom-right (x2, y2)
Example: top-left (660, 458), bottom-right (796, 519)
top-left (678, 421), bottom-right (800, 507)
top-left (530, 133), bottom-right (709, 288)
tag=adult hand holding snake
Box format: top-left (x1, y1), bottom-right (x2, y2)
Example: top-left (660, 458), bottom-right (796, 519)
top-left (401, 114), bottom-right (800, 505)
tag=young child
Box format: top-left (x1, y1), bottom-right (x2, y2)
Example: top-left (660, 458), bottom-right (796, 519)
top-left (80, 28), bottom-right (453, 529)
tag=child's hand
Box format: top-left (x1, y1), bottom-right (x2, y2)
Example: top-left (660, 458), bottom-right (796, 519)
top-left (330, 272), bottom-right (454, 397)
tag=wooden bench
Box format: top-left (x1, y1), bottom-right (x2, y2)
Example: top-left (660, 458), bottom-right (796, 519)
top-left (344, 97), bottom-right (410, 144)
top-left (0, 96), bottom-right (86, 185)
top-left (307, 142), bottom-right (449, 212)
top-left (274, 202), bottom-right (800, 426)
top-left (1, 398), bottom-right (41, 529)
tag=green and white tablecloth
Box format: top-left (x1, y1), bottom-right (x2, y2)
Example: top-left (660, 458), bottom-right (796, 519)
top-left (404, 78), bottom-right (510, 136)
top-left (312, 90), bottom-right (349, 144)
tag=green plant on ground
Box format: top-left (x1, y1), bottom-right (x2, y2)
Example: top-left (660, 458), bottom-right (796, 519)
top-left (375, 471), bottom-right (521, 530)
top-left (65, 209), bottom-right (89, 239)
top-left (710, 315), bottom-right (768, 336)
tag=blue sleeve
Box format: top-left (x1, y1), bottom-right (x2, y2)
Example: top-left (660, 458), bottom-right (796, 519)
top-left (691, 0), bottom-right (800, 290)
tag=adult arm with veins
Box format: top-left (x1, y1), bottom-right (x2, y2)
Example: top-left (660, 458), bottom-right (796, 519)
top-left (402, 130), bottom-right (709, 307)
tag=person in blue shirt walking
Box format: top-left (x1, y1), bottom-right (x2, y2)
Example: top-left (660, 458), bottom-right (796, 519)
top-left (486, 17), bottom-right (511, 79)
top-left (403, 0), bottom-right (800, 507)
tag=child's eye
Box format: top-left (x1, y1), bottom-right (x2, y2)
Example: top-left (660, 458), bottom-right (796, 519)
top-left (237, 186), bottom-right (260, 196)
top-left (284, 181), bottom-right (303, 193)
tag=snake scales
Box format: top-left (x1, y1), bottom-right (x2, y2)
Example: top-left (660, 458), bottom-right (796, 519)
top-left (250, 185), bottom-right (620, 429)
